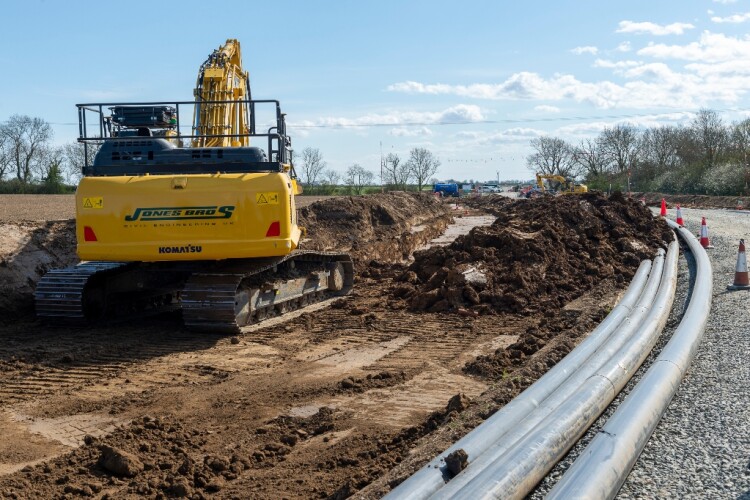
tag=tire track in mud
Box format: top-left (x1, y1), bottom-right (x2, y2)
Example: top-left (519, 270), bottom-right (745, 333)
top-left (0, 326), bottom-right (220, 405)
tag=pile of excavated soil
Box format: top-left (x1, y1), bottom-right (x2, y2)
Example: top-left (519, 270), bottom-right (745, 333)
top-left (394, 192), bottom-right (673, 316)
top-left (298, 192), bottom-right (451, 267)
top-left (0, 416), bottom-right (245, 498)
top-left (0, 220), bottom-right (77, 320)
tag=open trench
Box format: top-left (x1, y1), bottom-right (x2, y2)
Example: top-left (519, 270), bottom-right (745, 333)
top-left (0, 193), bottom-right (667, 499)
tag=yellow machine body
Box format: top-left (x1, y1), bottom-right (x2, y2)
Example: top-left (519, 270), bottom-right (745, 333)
top-left (535, 173), bottom-right (588, 194)
top-left (76, 172), bottom-right (302, 261)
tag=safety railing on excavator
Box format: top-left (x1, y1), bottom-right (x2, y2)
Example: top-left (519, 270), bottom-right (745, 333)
top-left (76, 99), bottom-right (293, 168)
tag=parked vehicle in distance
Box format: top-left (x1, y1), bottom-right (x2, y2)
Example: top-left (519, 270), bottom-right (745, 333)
top-left (480, 185), bottom-right (501, 193)
top-left (434, 183), bottom-right (459, 197)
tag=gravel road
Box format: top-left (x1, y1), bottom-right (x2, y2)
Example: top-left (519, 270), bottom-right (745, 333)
top-left (531, 206), bottom-right (750, 499)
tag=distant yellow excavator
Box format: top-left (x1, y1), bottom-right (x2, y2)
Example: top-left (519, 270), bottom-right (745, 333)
top-left (35, 39), bottom-right (353, 332)
top-left (534, 174), bottom-right (588, 195)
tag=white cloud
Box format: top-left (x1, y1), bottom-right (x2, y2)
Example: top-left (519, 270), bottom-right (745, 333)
top-left (712, 0), bottom-right (737, 3)
top-left (616, 20), bottom-right (695, 35)
top-left (534, 105), bottom-right (561, 113)
top-left (388, 58), bottom-right (750, 110)
top-left (571, 46), bottom-right (598, 55)
top-left (555, 112), bottom-right (693, 137)
top-left (449, 128), bottom-right (545, 147)
top-left (479, 128), bottom-right (544, 144)
top-left (711, 12), bottom-right (750, 23)
top-left (388, 126), bottom-right (433, 137)
top-left (290, 104), bottom-right (486, 129)
top-left (617, 41), bottom-right (632, 52)
top-left (638, 31), bottom-right (750, 62)
top-left (593, 59), bottom-right (641, 69)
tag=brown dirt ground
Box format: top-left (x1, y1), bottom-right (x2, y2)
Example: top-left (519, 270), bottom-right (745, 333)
top-left (0, 193), bottom-right (667, 499)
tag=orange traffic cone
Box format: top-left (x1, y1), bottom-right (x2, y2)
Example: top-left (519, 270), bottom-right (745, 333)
top-left (728, 239), bottom-right (750, 290)
top-left (660, 198), bottom-right (667, 217)
top-left (675, 205), bottom-right (684, 226)
top-left (699, 217), bottom-right (714, 249)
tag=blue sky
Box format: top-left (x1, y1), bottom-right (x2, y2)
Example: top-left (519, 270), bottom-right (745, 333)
top-left (2, 0), bottom-right (750, 181)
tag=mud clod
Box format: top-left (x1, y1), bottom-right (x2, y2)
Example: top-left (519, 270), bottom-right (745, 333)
top-left (445, 449), bottom-right (469, 476)
top-left (98, 445), bottom-right (144, 477)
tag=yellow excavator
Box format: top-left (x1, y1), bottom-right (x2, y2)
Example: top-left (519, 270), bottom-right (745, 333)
top-left (532, 173), bottom-right (588, 196)
top-left (35, 39), bottom-right (353, 332)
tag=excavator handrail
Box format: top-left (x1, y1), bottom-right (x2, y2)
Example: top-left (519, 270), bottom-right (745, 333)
top-left (76, 99), bottom-right (293, 167)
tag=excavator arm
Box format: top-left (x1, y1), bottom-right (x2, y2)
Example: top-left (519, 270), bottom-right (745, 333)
top-left (192, 39), bottom-right (252, 147)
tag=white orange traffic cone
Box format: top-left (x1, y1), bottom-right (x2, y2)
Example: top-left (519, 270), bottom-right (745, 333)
top-left (675, 205), bottom-right (684, 226)
top-left (728, 239), bottom-right (750, 290)
top-left (699, 217), bottom-right (714, 249)
top-left (660, 198), bottom-right (667, 217)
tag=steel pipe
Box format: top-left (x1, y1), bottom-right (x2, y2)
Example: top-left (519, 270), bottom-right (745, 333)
top-left (383, 259), bottom-right (654, 500)
top-left (429, 247), bottom-right (669, 497)
top-left (439, 240), bottom-right (678, 499)
top-left (547, 221), bottom-right (713, 499)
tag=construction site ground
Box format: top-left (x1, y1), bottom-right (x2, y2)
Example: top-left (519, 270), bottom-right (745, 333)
top-left (0, 192), bottom-right (673, 498)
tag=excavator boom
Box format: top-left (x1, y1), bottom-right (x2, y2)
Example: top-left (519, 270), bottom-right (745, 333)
top-left (192, 38), bottom-right (252, 148)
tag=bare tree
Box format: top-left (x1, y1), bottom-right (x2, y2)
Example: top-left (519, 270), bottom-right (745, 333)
top-left (299, 147), bottom-right (326, 188)
top-left (599, 124), bottom-right (640, 174)
top-left (0, 115), bottom-right (53, 183)
top-left (318, 169), bottom-right (341, 195)
top-left (0, 133), bottom-right (11, 180)
top-left (345, 164), bottom-right (374, 195)
top-left (572, 138), bottom-right (606, 177)
top-left (383, 152), bottom-right (411, 189)
top-left (526, 137), bottom-right (578, 177)
top-left (406, 147), bottom-right (440, 192)
top-left (62, 141), bottom-right (99, 184)
top-left (641, 126), bottom-right (679, 174)
top-left (322, 169), bottom-right (341, 186)
top-left (691, 108), bottom-right (728, 169)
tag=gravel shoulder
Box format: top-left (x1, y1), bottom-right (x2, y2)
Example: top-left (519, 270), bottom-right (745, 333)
top-left (531, 207), bottom-right (750, 499)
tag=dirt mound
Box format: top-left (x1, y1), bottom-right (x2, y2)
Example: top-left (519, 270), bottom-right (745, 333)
top-left (395, 193), bottom-right (672, 315)
top-left (0, 220), bottom-right (77, 320)
top-left (0, 416), bottom-right (247, 498)
top-left (298, 192), bottom-right (451, 267)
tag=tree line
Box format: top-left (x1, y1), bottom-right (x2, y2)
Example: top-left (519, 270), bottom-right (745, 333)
top-left (296, 146), bottom-right (440, 195)
top-left (526, 109), bottom-right (750, 196)
top-left (0, 115), bottom-right (90, 193)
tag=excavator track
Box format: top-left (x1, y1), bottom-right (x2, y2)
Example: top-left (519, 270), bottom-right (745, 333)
top-left (182, 250), bottom-right (354, 333)
top-left (34, 251), bottom-right (354, 333)
top-left (35, 262), bottom-right (130, 323)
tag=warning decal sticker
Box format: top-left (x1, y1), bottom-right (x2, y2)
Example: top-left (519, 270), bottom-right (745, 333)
top-left (255, 192), bottom-right (279, 205)
top-left (83, 197), bottom-right (104, 209)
